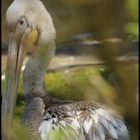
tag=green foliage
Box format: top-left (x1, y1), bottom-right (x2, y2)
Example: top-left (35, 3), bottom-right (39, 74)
top-left (124, 22), bottom-right (138, 41)
top-left (124, 0), bottom-right (139, 40)
top-left (126, 0), bottom-right (138, 20)
top-left (12, 115), bottom-right (29, 140)
top-left (45, 67), bottom-right (116, 105)
top-left (45, 69), bottom-right (87, 100)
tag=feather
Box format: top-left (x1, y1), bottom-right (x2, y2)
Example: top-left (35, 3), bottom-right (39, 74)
top-left (83, 118), bottom-right (93, 133)
top-left (38, 101), bottom-right (129, 140)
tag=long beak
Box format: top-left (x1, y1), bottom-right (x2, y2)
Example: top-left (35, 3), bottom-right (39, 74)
top-left (2, 29), bottom-right (38, 132)
top-left (2, 34), bottom-right (24, 128)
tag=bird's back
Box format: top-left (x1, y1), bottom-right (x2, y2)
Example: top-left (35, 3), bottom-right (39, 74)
top-left (39, 101), bottom-right (129, 140)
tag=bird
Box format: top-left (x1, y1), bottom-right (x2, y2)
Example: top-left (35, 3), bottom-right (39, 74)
top-left (2, 0), bottom-right (129, 140)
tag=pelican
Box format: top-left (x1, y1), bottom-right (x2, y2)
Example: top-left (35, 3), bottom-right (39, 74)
top-left (2, 0), bottom-right (129, 140)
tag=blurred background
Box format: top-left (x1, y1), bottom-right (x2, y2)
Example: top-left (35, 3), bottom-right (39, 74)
top-left (2, 0), bottom-right (138, 140)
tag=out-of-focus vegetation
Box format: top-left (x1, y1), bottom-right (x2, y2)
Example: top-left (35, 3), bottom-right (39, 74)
top-left (2, 0), bottom-right (138, 44)
top-left (124, 0), bottom-right (138, 40)
top-left (45, 67), bottom-right (116, 105)
top-left (2, 0), bottom-right (138, 140)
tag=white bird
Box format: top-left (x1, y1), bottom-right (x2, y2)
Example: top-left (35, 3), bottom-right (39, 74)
top-left (2, 0), bottom-right (129, 140)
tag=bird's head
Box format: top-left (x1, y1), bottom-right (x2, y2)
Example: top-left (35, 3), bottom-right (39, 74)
top-left (2, 0), bottom-right (55, 127)
top-left (6, 0), bottom-right (56, 54)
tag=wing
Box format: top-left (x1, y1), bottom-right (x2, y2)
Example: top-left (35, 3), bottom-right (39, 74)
top-left (39, 101), bottom-right (129, 140)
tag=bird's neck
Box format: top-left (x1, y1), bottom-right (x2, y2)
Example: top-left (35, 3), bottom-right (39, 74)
top-left (23, 40), bottom-right (55, 102)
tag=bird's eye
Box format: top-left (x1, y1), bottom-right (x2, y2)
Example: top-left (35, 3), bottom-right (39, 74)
top-left (19, 19), bottom-right (24, 25)
top-left (16, 17), bottom-right (28, 33)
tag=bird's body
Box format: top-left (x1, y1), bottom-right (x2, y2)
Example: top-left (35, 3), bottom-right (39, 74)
top-left (41, 101), bottom-right (129, 140)
top-left (2, 0), bottom-right (129, 140)
top-left (23, 98), bottom-right (129, 140)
